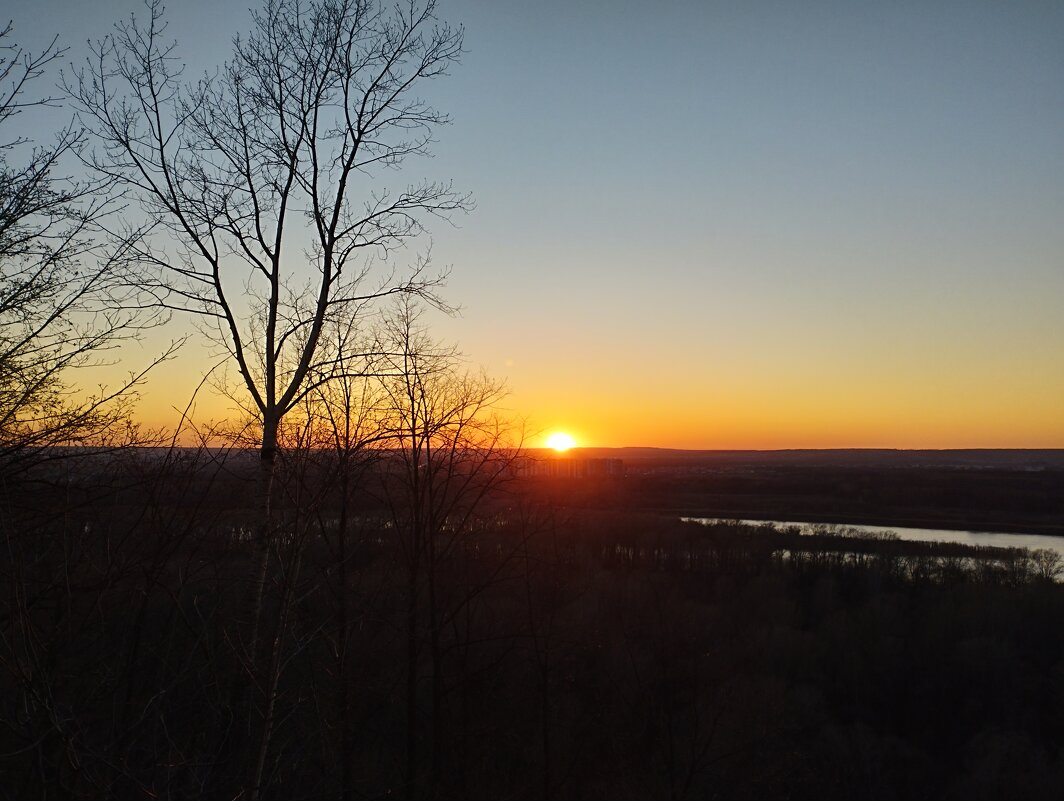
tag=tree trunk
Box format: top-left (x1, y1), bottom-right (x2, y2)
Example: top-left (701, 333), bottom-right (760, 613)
top-left (247, 416), bottom-right (279, 656)
top-left (337, 469), bottom-right (355, 801)
top-left (429, 538), bottom-right (443, 800)
top-left (213, 414), bottom-right (278, 799)
top-left (405, 567), bottom-right (420, 801)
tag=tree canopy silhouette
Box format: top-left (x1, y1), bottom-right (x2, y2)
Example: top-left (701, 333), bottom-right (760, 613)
top-left (71, 0), bottom-right (467, 472)
top-left (0, 22), bottom-right (163, 473)
top-left (69, 2), bottom-right (468, 794)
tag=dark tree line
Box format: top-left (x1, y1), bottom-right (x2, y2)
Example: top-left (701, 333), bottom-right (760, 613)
top-left (4, 464), bottom-right (1064, 800)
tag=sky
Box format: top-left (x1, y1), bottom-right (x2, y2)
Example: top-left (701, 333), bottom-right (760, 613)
top-left (6, 0), bottom-right (1064, 449)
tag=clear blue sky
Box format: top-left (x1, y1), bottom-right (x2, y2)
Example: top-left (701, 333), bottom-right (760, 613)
top-left (7, 0), bottom-right (1064, 446)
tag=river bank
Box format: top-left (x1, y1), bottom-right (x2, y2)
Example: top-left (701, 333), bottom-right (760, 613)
top-left (657, 505), bottom-right (1064, 538)
top-left (682, 516), bottom-right (1064, 557)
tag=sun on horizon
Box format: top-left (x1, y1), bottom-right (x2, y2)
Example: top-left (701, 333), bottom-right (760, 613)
top-left (545, 432), bottom-right (576, 452)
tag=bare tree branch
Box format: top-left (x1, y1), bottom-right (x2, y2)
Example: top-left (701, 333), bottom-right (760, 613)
top-left (0, 23), bottom-right (168, 472)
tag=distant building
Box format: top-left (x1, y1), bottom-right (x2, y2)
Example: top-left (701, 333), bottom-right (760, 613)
top-left (518, 456), bottom-right (624, 479)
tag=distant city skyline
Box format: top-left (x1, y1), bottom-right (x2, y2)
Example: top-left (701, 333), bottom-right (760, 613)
top-left (6, 0), bottom-right (1063, 448)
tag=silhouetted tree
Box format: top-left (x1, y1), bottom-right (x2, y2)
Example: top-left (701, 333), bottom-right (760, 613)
top-left (0, 23), bottom-right (165, 475)
top-left (1031, 548), bottom-right (1063, 582)
top-left (375, 299), bottom-right (518, 800)
top-left (71, 0), bottom-right (465, 612)
top-left (70, 2), bottom-right (467, 794)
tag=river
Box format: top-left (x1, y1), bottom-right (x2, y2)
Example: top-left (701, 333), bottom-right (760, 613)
top-left (683, 518), bottom-right (1064, 558)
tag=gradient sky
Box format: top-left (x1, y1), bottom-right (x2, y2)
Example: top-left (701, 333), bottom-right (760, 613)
top-left (8, 0), bottom-right (1064, 448)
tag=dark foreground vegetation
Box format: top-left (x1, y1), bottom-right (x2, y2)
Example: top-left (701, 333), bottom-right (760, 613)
top-left (3, 450), bottom-right (1063, 800)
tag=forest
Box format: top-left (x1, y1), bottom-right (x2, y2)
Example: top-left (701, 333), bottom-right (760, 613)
top-left (2, 1), bottom-right (1063, 798)
top-left (3, 448), bottom-right (1064, 800)
top-left (523, 454), bottom-right (1064, 537)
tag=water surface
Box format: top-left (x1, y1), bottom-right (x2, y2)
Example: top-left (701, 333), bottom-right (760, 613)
top-left (684, 518), bottom-right (1064, 557)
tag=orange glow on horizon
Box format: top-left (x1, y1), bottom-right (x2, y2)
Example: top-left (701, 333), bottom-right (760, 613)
top-left (93, 331), bottom-right (1064, 452)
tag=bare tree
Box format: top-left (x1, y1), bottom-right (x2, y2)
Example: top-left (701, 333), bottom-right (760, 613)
top-left (0, 23), bottom-right (164, 474)
top-left (69, 0), bottom-right (466, 481)
top-left (266, 345), bottom-right (390, 801)
top-left (1030, 548), bottom-right (1063, 582)
top-left (68, 1), bottom-right (467, 794)
top-left (71, 0), bottom-right (465, 666)
top-left (373, 299), bottom-right (520, 799)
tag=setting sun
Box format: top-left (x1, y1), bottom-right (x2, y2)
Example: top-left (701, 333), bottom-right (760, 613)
top-left (545, 432), bottom-right (576, 452)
